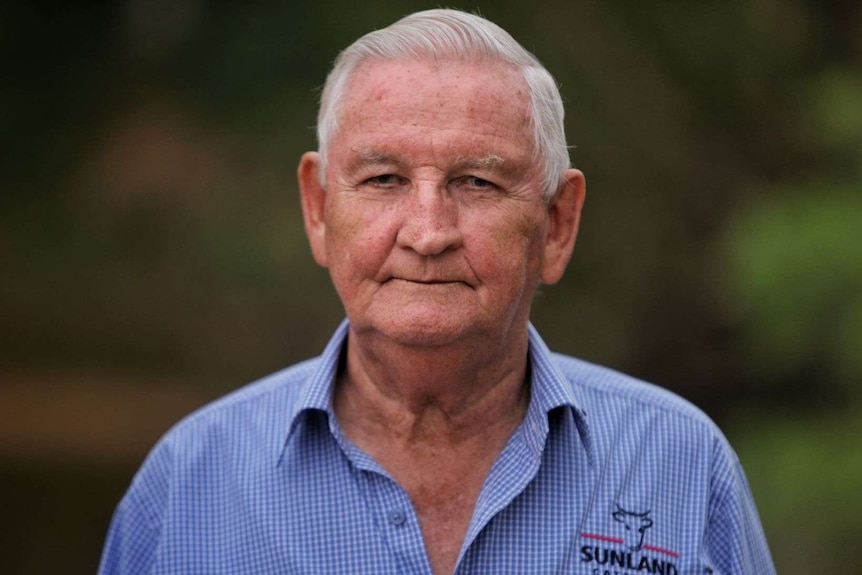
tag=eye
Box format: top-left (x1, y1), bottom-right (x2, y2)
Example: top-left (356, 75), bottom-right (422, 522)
top-left (454, 175), bottom-right (498, 191)
top-left (465, 176), bottom-right (495, 188)
top-left (365, 174), bottom-right (406, 188)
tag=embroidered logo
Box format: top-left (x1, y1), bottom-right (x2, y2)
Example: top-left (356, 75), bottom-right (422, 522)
top-left (612, 506), bottom-right (653, 551)
top-left (579, 505), bottom-right (679, 574)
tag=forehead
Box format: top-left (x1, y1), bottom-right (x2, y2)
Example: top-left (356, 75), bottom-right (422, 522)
top-left (331, 58), bottom-right (534, 165)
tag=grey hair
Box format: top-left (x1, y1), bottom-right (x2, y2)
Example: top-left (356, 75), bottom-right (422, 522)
top-left (315, 9), bottom-right (570, 200)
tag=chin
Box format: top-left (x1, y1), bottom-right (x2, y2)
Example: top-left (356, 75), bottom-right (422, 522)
top-left (361, 308), bottom-right (479, 348)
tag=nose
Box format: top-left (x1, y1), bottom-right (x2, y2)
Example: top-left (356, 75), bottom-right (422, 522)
top-left (395, 181), bottom-right (463, 256)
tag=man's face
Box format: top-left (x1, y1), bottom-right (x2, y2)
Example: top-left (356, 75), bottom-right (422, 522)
top-left (300, 58), bottom-right (582, 348)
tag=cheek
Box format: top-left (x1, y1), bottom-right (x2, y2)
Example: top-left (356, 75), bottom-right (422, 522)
top-left (465, 208), bottom-right (547, 279)
top-left (325, 200), bottom-right (396, 276)
top-left (494, 208), bottom-right (546, 257)
top-left (517, 203), bottom-right (550, 256)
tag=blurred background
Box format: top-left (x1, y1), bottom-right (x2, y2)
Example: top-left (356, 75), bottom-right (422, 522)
top-left (1, 0), bottom-right (860, 572)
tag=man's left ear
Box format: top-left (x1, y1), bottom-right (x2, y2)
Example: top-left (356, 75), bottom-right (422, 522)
top-left (541, 168), bottom-right (586, 285)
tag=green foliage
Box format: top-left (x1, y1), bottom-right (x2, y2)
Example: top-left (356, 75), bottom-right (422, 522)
top-left (801, 67), bottom-right (862, 152)
top-left (724, 185), bottom-right (862, 394)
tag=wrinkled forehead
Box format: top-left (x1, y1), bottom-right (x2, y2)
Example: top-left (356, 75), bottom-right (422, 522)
top-left (334, 57), bottom-right (533, 150)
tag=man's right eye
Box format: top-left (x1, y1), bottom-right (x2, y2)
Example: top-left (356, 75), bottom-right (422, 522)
top-left (366, 174), bottom-right (403, 187)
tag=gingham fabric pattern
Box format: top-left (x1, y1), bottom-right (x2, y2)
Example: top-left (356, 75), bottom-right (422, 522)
top-left (99, 320), bottom-right (775, 574)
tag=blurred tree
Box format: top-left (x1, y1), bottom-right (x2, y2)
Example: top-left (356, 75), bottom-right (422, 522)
top-left (724, 184), bottom-right (862, 401)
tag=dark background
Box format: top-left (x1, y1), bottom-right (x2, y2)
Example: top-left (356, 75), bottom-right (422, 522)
top-left (2, 1), bottom-right (860, 573)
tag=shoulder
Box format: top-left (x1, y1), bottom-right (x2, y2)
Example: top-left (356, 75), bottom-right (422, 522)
top-left (172, 357), bottom-right (318, 431)
top-left (115, 357), bottom-right (321, 520)
top-left (547, 352), bottom-right (742, 476)
top-left (127, 356), bottom-right (320, 494)
top-left (551, 352), bottom-right (723, 432)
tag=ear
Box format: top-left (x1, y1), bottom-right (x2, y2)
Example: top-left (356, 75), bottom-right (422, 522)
top-left (540, 168), bottom-right (586, 284)
top-left (297, 151), bottom-right (329, 268)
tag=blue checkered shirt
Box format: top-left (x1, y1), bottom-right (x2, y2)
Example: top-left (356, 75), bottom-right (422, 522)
top-left (99, 320), bottom-right (775, 574)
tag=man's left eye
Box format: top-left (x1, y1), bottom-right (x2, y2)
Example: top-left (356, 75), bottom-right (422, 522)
top-left (463, 176), bottom-right (496, 189)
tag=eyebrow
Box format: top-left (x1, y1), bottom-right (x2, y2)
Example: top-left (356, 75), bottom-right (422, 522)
top-left (454, 154), bottom-right (505, 170)
top-left (348, 148), bottom-right (401, 169)
top-left (346, 149), bottom-right (511, 174)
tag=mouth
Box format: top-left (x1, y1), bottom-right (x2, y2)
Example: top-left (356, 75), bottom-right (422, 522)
top-left (387, 278), bottom-right (470, 287)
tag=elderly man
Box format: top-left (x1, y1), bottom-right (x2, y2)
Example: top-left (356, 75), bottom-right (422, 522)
top-left (100, 9), bottom-right (775, 575)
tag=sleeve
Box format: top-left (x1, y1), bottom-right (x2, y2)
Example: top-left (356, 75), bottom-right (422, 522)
top-left (704, 437), bottom-right (776, 575)
top-left (98, 441), bottom-right (173, 575)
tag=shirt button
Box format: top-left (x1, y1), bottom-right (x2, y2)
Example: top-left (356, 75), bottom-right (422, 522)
top-left (388, 509), bottom-right (406, 526)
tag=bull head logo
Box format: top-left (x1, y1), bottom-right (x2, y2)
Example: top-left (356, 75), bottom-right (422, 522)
top-left (612, 506), bottom-right (653, 551)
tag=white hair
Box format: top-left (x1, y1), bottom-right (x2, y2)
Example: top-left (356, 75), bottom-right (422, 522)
top-left (315, 9), bottom-right (570, 200)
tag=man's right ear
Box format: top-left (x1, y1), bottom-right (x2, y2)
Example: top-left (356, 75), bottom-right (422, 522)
top-left (297, 151), bottom-right (329, 268)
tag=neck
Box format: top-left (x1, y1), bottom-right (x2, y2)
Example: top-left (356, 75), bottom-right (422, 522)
top-left (333, 325), bottom-right (531, 448)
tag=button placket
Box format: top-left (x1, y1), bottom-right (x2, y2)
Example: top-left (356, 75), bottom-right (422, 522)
top-left (367, 473), bottom-right (431, 574)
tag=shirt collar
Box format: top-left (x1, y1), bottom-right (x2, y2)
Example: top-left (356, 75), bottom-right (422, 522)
top-left (524, 323), bottom-right (592, 461)
top-left (275, 319), bottom-right (348, 465)
top-left (278, 319), bottom-right (591, 464)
